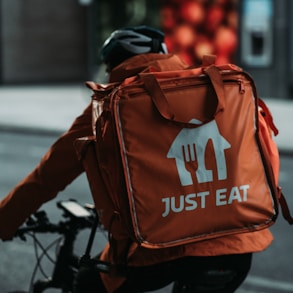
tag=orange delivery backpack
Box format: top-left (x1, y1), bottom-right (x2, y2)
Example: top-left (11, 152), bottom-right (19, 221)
top-left (75, 55), bottom-right (293, 250)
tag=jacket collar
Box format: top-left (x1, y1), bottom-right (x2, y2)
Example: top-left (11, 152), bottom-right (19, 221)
top-left (109, 53), bottom-right (188, 83)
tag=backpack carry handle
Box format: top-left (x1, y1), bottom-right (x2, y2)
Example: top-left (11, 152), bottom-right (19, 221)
top-left (141, 65), bottom-right (225, 128)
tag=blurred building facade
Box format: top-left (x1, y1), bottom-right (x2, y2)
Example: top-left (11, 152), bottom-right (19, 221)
top-left (0, 0), bottom-right (161, 84)
top-left (0, 0), bottom-right (292, 99)
top-left (1, 0), bottom-right (88, 83)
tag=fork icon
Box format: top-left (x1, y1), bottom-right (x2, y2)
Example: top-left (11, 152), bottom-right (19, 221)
top-left (167, 119), bottom-right (231, 186)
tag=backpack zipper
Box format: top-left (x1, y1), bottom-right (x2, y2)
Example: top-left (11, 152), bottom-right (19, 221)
top-left (237, 78), bottom-right (245, 94)
top-left (120, 76), bottom-right (246, 97)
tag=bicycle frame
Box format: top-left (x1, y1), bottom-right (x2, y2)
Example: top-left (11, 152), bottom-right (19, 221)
top-left (10, 200), bottom-right (96, 293)
top-left (32, 224), bottom-right (80, 293)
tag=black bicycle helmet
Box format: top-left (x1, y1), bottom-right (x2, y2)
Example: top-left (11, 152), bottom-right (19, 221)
top-left (100, 25), bottom-right (168, 71)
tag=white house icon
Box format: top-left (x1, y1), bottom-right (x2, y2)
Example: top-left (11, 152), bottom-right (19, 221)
top-left (167, 119), bottom-right (231, 186)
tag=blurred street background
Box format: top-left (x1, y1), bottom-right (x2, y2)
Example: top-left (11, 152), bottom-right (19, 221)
top-left (1, 0), bottom-right (293, 292)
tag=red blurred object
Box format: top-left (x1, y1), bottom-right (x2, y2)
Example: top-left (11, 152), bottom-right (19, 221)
top-left (174, 24), bottom-right (196, 49)
top-left (180, 0), bottom-right (205, 25)
top-left (205, 5), bottom-right (225, 33)
top-left (194, 37), bottom-right (214, 60)
top-left (164, 34), bottom-right (175, 53)
top-left (227, 10), bottom-right (238, 30)
top-left (160, 0), bottom-right (239, 66)
top-left (214, 26), bottom-right (238, 55)
top-left (161, 5), bottom-right (176, 30)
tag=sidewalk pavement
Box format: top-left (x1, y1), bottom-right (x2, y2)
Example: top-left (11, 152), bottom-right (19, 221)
top-left (0, 84), bottom-right (292, 154)
top-left (0, 84), bottom-right (90, 135)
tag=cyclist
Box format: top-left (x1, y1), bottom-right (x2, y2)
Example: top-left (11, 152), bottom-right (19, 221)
top-left (0, 25), bottom-right (273, 292)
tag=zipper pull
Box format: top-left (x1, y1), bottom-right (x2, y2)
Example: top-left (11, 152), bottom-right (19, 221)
top-left (238, 79), bottom-right (245, 94)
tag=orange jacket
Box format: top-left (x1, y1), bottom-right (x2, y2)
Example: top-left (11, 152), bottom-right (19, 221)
top-left (0, 103), bottom-right (92, 240)
top-left (0, 53), bottom-right (189, 240)
top-left (0, 53), bottom-right (277, 291)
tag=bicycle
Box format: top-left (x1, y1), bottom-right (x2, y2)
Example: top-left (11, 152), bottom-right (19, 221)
top-left (8, 199), bottom-right (239, 293)
top-left (8, 199), bottom-right (102, 293)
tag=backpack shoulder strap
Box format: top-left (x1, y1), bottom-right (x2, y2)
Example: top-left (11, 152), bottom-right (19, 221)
top-left (258, 99), bottom-right (293, 225)
top-left (258, 98), bottom-right (279, 136)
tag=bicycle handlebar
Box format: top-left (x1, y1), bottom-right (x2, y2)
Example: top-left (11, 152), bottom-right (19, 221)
top-left (15, 200), bottom-right (97, 240)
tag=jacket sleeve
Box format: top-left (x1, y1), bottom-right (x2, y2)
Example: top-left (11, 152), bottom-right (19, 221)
top-left (0, 103), bottom-right (92, 240)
